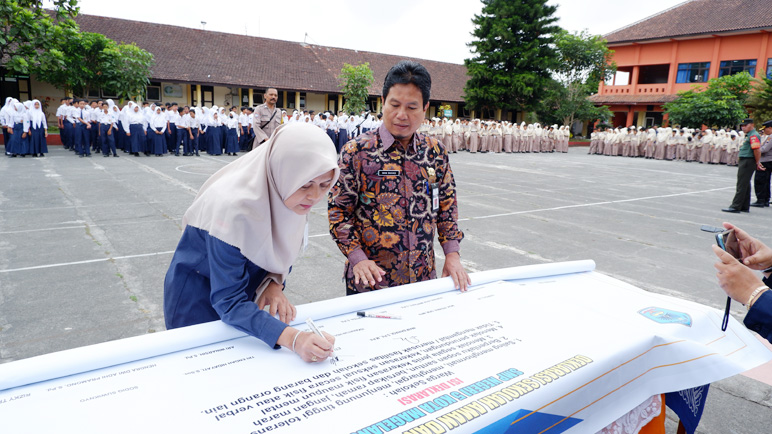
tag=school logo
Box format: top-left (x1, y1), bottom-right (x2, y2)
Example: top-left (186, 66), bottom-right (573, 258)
top-left (638, 307), bottom-right (692, 327)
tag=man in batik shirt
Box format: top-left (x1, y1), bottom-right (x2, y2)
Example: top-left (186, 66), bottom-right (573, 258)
top-left (328, 61), bottom-right (470, 295)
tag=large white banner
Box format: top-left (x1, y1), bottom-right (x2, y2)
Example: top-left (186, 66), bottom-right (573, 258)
top-left (1, 261), bottom-right (769, 433)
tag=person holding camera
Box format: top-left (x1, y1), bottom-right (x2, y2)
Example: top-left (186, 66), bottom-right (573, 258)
top-left (712, 222), bottom-right (772, 343)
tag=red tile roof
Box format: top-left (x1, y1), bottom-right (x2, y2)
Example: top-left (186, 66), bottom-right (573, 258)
top-left (604, 0), bottom-right (772, 45)
top-left (75, 14), bottom-right (469, 102)
top-left (588, 94), bottom-right (679, 104)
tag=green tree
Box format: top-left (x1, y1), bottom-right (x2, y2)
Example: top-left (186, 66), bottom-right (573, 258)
top-left (33, 32), bottom-right (113, 96)
top-left (101, 43), bottom-right (155, 101)
top-left (33, 32), bottom-right (154, 101)
top-left (464, 0), bottom-right (560, 115)
top-left (536, 30), bottom-right (616, 128)
top-left (535, 79), bottom-right (611, 129)
top-left (747, 77), bottom-right (772, 126)
top-left (0, 0), bottom-right (79, 75)
top-left (663, 72), bottom-right (753, 127)
top-left (338, 62), bottom-right (374, 114)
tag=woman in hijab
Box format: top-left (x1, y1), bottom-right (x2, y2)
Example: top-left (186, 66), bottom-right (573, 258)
top-left (27, 99), bottom-right (48, 157)
top-left (225, 111), bottom-right (240, 156)
top-left (149, 106), bottom-right (167, 156)
top-left (199, 107), bottom-right (210, 154)
top-left (207, 110), bottom-right (223, 155)
top-left (219, 107), bottom-right (228, 152)
top-left (123, 102), bottom-right (147, 156)
top-left (1, 97), bottom-right (18, 149)
top-left (5, 102), bottom-right (25, 157)
top-left (16, 101), bottom-right (33, 157)
top-left (164, 123), bottom-right (339, 363)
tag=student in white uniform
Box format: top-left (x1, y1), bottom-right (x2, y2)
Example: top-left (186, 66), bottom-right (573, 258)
top-left (98, 102), bottom-right (118, 157)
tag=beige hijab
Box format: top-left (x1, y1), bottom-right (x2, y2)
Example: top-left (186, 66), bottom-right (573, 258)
top-left (182, 123), bottom-right (339, 287)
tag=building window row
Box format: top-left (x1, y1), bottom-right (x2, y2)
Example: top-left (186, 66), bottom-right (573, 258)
top-left (676, 62), bottom-right (710, 83)
top-left (718, 59), bottom-right (756, 78)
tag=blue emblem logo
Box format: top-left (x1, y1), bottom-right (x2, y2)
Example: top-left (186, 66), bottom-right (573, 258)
top-left (638, 307), bottom-right (692, 326)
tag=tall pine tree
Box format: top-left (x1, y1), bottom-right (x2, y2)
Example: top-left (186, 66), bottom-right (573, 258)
top-left (464, 0), bottom-right (560, 117)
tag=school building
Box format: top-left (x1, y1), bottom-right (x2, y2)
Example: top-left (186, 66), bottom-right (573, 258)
top-left (589, 0), bottom-right (772, 128)
top-left (0, 13), bottom-right (469, 125)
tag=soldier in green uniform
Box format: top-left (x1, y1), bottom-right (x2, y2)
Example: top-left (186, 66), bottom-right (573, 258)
top-left (723, 119), bottom-right (763, 213)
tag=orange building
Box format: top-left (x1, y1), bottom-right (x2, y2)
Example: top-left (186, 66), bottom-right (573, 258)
top-left (590, 0), bottom-right (772, 128)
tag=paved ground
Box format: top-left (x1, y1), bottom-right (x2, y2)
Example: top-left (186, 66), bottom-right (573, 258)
top-left (1, 145), bottom-right (771, 432)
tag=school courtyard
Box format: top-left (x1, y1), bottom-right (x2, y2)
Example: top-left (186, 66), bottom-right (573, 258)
top-left (1, 145), bottom-right (770, 432)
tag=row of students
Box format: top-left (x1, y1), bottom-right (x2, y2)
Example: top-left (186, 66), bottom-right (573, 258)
top-left (589, 126), bottom-right (744, 166)
top-left (417, 118), bottom-right (572, 154)
top-left (1, 98), bottom-right (49, 157)
top-left (285, 110), bottom-right (382, 153)
top-left (51, 97), bottom-right (261, 157)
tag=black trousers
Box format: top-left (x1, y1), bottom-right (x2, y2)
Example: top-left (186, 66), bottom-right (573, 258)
top-left (753, 161), bottom-right (772, 203)
top-left (730, 157), bottom-right (756, 211)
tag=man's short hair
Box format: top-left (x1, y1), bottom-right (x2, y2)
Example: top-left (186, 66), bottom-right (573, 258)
top-left (382, 60), bottom-right (431, 107)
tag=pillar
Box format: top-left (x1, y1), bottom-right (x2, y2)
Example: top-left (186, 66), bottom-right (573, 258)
top-left (376, 97), bottom-right (382, 114)
top-left (709, 37), bottom-right (722, 80)
top-left (338, 95), bottom-right (343, 113)
top-left (630, 66), bottom-right (640, 88)
top-left (636, 111), bottom-right (646, 128)
top-left (495, 108), bottom-right (502, 121)
top-left (625, 107), bottom-right (635, 126)
top-left (196, 85), bottom-right (202, 107)
top-left (295, 92), bottom-right (301, 110)
top-left (248, 89), bottom-right (254, 106)
top-left (757, 32), bottom-right (770, 79)
top-left (665, 41), bottom-right (679, 94)
top-left (283, 91), bottom-right (288, 109)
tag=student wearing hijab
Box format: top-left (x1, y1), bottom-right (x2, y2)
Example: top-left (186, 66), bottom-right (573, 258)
top-left (2, 97), bottom-right (18, 151)
top-left (124, 102), bottom-right (147, 156)
top-left (208, 110), bottom-right (223, 155)
top-left (225, 111), bottom-right (240, 156)
top-left (164, 123), bottom-right (339, 362)
top-left (200, 107), bottom-right (210, 154)
top-left (5, 102), bottom-right (25, 157)
top-left (149, 106), bottom-right (167, 156)
top-left (26, 100), bottom-right (48, 157)
top-left (16, 101), bottom-right (33, 156)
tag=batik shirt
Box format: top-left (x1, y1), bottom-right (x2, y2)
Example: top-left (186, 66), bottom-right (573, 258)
top-left (328, 125), bottom-right (463, 293)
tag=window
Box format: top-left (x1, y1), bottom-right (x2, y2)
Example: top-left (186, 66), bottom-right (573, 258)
top-left (276, 90), bottom-right (284, 108)
top-left (767, 58), bottom-right (772, 79)
top-left (253, 88), bottom-right (265, 105)
top-left (299, 92), bottom-right (306, 109)
top-left (201, 86), bottom-right (214, 106)
top-left (240, 88), bottom-right (250, 106)
top-left (0, 69), bottom-right (31, 102)
top-left (719, 59), bottom-right (756, 77)
top-left (146, 81), bottom-right (161, 101)
top-left (368, 96), bottom-right (379, 113)
top-left (101, 89), bottom-right (119, 99)
top-left (676, 62), bottom-right (710, 83)
top-left (638, 64), bottom-right (669, 84)
top-left (287, 91), bottom-right (296, 109)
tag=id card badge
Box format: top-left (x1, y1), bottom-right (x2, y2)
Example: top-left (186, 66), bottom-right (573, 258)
top-left (431, 183), bottom-right (439, 211)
